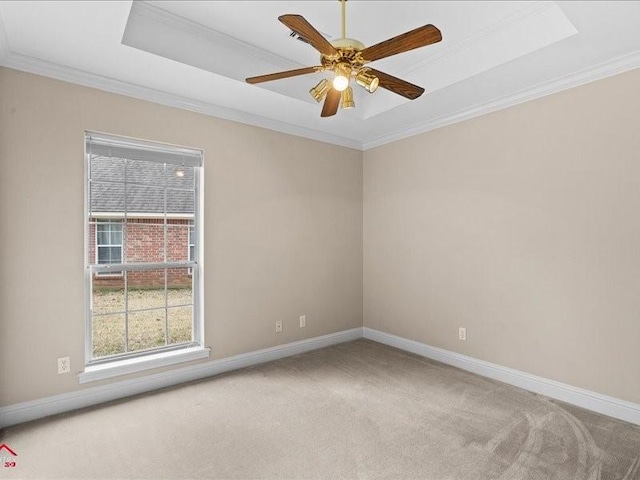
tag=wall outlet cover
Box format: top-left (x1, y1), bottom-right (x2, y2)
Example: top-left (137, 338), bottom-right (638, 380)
top-left (57, 357), bottom-right (71, 374)
top-left (458, 327), bottom-right (467, 341)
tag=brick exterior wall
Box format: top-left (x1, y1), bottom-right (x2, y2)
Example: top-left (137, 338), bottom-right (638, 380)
top-left (90, 218), bottom-right (192, 288)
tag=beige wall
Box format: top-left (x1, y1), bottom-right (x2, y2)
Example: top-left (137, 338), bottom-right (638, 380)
top-left (364, 68), bottom-right (640, 404)
top-left (0, 67), bottom-right (363, 406)
top-left (3, 64), bottom-right (639, 409)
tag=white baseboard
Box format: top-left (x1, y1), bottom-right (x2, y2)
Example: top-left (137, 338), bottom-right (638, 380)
top-left (363, 327), bottom-right (640, 426)
top-left (4, 327), bottom-right (639, 429)
top-left (0, 328), bottom-right (362, 429)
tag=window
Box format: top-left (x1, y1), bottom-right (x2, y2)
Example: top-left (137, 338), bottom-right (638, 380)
top-left (85, 132), bottom-right (205, 371)
top-left (96, 220), bottom-right (123, 276)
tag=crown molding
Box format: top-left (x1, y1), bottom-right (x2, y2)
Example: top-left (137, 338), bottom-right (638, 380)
top-left (0, 52), bottom-right (361, 150)
top-left (2, 47), bottom-right (640, 153)
top-left (363, 49), bottom-right (640, 150)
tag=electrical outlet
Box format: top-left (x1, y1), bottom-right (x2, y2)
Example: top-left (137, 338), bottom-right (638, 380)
top-left (299, 315), bottom-right (306, 328)
top-left (275, 320), bottom-right (283, 333)
top-left (458, 327), bottom-right (467, 341)
top-left (57, 357), bottom-right (70, 374)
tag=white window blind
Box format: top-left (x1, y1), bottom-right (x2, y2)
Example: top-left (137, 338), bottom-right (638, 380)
top-left (86, 132), bottom-right (202, 167)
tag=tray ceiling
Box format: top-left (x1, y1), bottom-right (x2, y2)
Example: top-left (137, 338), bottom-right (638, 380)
top-left (123, 2), bottom-right (576, 120)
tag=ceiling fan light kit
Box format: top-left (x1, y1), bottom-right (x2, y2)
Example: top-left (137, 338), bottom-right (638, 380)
top-left (246, 0), bottom-right (442, 117)
top-left (341, 86), bottom-right (356, 109)
top-left (356, 69), bottom-right (379, 93)
top-left (310, 78), bottom-right (331, 102)
top-left (332, 63), bottom-right (352, 92)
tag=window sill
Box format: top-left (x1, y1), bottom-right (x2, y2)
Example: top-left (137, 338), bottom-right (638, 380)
top-left (78, 346), bottom-right (211, 384)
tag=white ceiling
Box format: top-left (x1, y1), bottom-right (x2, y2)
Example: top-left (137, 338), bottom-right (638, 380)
top-left (1, 1), bottom-right (639, 150)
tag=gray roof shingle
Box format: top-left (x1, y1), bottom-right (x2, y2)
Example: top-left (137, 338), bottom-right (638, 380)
top-left (90, 157), bottom-right (195, 215)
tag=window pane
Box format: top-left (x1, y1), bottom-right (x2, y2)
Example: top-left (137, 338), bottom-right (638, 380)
top-left (166, 224), bottom-right (190, 262)
top-left (97, 246), bottom-right (122, 264)
top-left (168, 306), bottom-right (192, 346)
top-left (90, 156), bottom-right (125, 183)
top-left (126, 159), bottom-right (165, 186)
top-left (110, 225), bottom-right (123, 245)
top-left (96, 229), bottom-right (109, 245)
top-left (127, 269), bottom-right (166, 310)
top-left (97, 247), bottom-right (110, 263)
top-left (92, 275), bottom-right (125, 314)
top-left (128, 309), bottom-right (166, 352)
top-left (92, 313), bottom-right (126, 358)
top-left (124, 222), bottom-right (164, 263)
top-left (126, 184), bottom-right (165, 216)
top-left (90, 182), bottom-right (125, 216)
top-left (167, 268), bottom-right (192, 306)
top-left (167, 188), bottom-right (194, 216)
top-left (166, 164), bottom-right (195, 189)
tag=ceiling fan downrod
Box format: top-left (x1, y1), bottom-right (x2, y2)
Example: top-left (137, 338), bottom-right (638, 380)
top-left (341, 0), bottom-right (346, 39)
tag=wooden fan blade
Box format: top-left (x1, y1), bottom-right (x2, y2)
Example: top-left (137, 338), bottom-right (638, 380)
top-left (367, 68), bottom-right (425, 100)
top-left (246, 66), bottom-right (320, 84)
top-left (321, 88), bottom-right (341, 117)
top-left (279, 14), bottom-right (338, 57)
top-left (361, 24), bottom-right (442, 63)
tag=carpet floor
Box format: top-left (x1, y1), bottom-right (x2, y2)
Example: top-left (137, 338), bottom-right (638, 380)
top-left (1, 339), bottom-right (640, 479)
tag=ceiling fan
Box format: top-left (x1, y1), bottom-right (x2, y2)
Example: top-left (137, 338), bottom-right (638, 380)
top-left (245, 0), bottom-right (442, 118)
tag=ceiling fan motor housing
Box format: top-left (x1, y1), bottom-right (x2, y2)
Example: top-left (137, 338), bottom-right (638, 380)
top-left (321, 38), bottom-right (368, 78)
top-left (330, 38), bottom-right (365, 51)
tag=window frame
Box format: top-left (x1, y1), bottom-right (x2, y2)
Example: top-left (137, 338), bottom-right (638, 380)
top-left (84, 131), bottom-right (205, 373)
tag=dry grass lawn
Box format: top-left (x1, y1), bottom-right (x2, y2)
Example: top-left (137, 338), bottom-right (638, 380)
top-left (92, 288), bottom-right (192, 358)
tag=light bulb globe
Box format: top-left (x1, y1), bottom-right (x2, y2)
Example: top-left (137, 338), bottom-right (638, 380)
top-left (333, 75), bottom-right (349, 92)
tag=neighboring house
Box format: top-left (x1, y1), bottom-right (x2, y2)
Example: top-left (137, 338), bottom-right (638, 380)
top-left (89, 157), bottom-right (195, 288)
